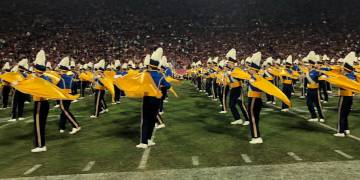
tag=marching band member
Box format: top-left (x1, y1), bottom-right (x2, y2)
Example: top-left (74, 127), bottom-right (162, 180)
top-left (226, 49), bottom-right (250, 125)
top-left (57, 57), bottom-right (81, 134)
top-left (280, 55), bottom-right (294, 112)
top-left (247, 52), bottom-right (263, 144)
top-left (90, 60), bottom-right (107, 118)
top-left (137, 48), bottom-right (171, 149)
top-left (262, 57), bottom-right (276, 104)
top-left (9, 59), bottom-right (29, 121)
top-left (30, 50), bottom-right (52, 152)
top-left (304, 51), bottom-right (325, 122)
top-left (334, 52), bottom-right (357, 137)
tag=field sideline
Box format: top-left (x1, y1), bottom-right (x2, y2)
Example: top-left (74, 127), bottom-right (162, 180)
top-left (0, 81), bottom-right (360, 179)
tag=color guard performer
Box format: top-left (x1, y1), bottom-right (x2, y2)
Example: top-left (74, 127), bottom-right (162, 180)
top-left (247, 52), bottom-right (263, 144)
top-left (9, 59), bottom-right (29, 121)
top-left (280, 55), bottom-right (294, 112)
top-left (334, 52), bottom-right (357, 137)
top-left (225, 49), bottom-right (250, 125)
top-left (57, 57), bottom-right (81, 134)
top-left (137, 48), bottom-right (171, 149)
top-left (304, 51), bottom-right (325, 122)
top-left (30, 50), bottom-right (52, 152)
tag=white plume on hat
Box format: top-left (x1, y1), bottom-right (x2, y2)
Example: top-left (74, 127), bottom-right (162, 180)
top-left (251, 52), bottom-right (262, 67)
top-left (322, 55), bottom-right (330, 61)
top-left (226, 48), bottom-right (236, 60)
top-left (212, 57), bottom-right (219, 64)
top-left (306, 51), bottom-right (318, 63)
top-left (151, 48), bottom-right (163, 62)
top-left (219, 60), bottom-right (226, 68)
top-left (58, 57), bottom-right (70, 69)
top-left (207, 57), bottom-right (212, 64)
top-left (263, 57), bottom-right (273, 67)
top-left (34, 50), bottom-right (46, 66)
top-left (245, 57), bottom-right (252, 64)
top-left (191, 62), bottom-right (196, 67)
top-left (160, 56), bottom-right (168, 68)
top-left (46, 61), bottom-right (52, 69)
top-left (343, 52), bottom-right (357, 67)
top-left (11, 65), bottom-right (19, 72)
top-left (87, 62), bottom-right (94, 69)
top-left (275, 58), bottom-right (281, 65)
top-left (196, 60), bottom-right (202, 66)
top-left (240, 60), bottom-right (245, 65)
top-left (294, 59), bottom-right (299, 65)
top-left (121, 63), bottom-right (128, 69)
top-left (285, 55), bottom-right (293, 65)
top-left (98, 59), bottom-right (106, 70)
top-left (114, 60), bottom-right (121, 68)
top-left (18, 58), bottom-right (29, 69)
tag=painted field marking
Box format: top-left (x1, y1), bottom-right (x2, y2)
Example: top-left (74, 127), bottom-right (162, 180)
top-left (0, 123), bottom-right (11, 129)
top-left (241, 154), bottom-right (252, 163)
top-left (138, 129), bottom-right (157, 169)
top-left (82, 161), bottom-right (96, 172)
top-left (287, 152), bottom-right (303, 161)
top-left (24, 164), bottom-right (42, 175)
top-left (334, 150), bottom-right (353, 159)
top-left (192, 156), bottom-right (199, 166)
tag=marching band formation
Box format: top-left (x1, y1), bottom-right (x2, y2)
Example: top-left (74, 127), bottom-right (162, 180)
top-left (0, 47), bottom-right (175, 152)
top-left (187, 49), bottom-right (360, 144)
top-left (1, 46), bottom-right (360, 152)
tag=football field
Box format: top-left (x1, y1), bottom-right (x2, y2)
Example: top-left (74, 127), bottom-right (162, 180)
top-left (0, 81), bottom-right (360, 179)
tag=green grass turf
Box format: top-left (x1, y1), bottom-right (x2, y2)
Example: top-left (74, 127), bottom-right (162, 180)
top-left (0, 81), bottom-right (360, 178)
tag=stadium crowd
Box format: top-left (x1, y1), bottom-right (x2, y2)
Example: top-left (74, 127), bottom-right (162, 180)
top-left (0, 0), bottom-right (359, 68)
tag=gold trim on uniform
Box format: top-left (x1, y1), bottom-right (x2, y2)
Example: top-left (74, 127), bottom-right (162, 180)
top-left (36, 102), bottom-right (41, 147)
top-left (248, 91), bottom-right (262, 98)
top-left (229, 82), bottom-right (241, 88)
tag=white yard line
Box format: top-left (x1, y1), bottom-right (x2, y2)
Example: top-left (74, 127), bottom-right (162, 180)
top-left (9, 160), bottom-right (360, 180)
top-left (241, 154), bottom-right (252, 163)
top-left (191, 156), bottom-right (199, 166)
top-left (138, 129), bottom-right (157, 169)
top-left (82, 161), bottom-right (96, 172)
top-left (23, 164), bottom-right (42, 175)
top-left (287, 152), bottom-right (303, 161)
top-left (334, 150), bottom-right (353, 159)
top-left (0, 123), bottom-right (11, 129)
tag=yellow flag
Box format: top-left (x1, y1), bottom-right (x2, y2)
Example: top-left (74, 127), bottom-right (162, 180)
top-left (0, 72), bottom-right (26, 83)
top-left (321, 71), bottom-right (360, 93)
top-left (12, 77), bottom-right (79, 100)
top-left (100, 77), bottom-right (115, 102)
top-left (230, 68), bottom-right (251, 80)
top-left (104, 71), bottom-right (116, 81)
top-left (44, 71), bottom-right (61, 85)
top-left (165, 76), bottom-right (181, 85)
top-left (115, 72), bottom-right (162, 99)
top-left (169, 87), bottom-right (178, 97)
top-left (250, 75), bottom-right (291, 107)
